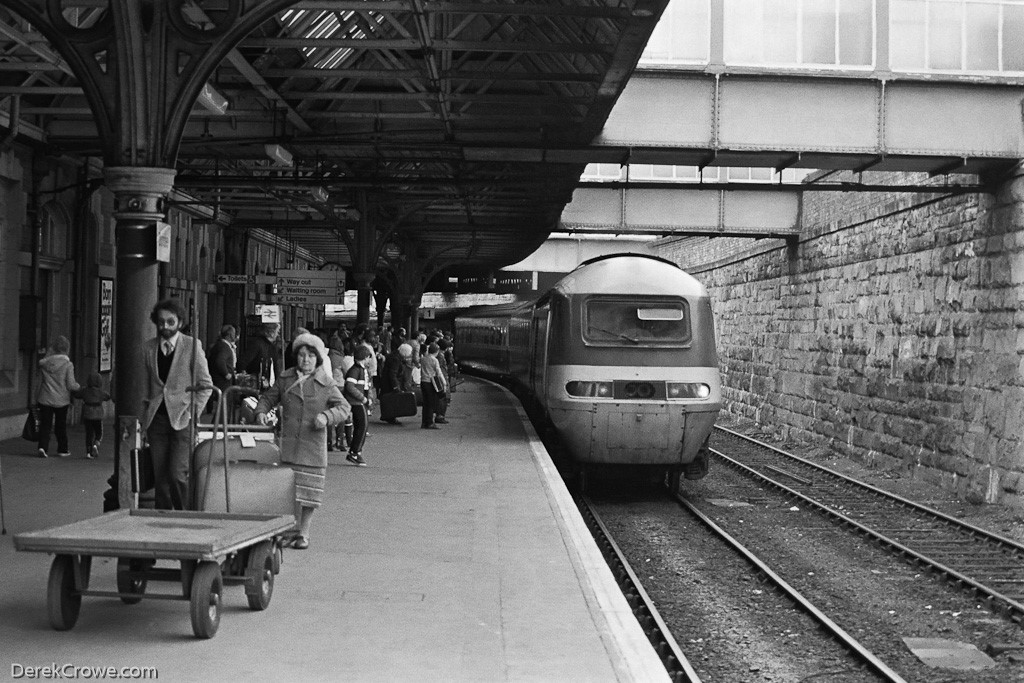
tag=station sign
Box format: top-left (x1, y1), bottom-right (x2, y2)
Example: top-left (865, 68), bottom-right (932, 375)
top-left (216, 274), bottom-right (251, 284)
top-left (276, 269), bottom-right (345, 289)
top-left (273, 294), bottom-right (339, 305)
top-left (255, 304), bottom-right (280, 323)
top-left (215, 274), bottom-right (277, 285)
top-left (276, 284), bottom-right (339, 297)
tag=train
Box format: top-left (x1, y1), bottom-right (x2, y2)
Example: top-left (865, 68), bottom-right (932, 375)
top-left (454, 253), bottom-right (722, 490)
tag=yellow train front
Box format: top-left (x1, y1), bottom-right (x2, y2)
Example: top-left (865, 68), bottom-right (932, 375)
top-left (456, 254), bottom-right (722, 488)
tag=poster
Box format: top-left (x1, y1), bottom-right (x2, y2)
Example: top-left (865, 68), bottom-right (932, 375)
top-left (99, 278), bottom-right (113, 372)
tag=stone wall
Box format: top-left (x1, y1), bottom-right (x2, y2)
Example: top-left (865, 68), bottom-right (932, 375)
top-left (657, 171), bottom-right (1024, 507)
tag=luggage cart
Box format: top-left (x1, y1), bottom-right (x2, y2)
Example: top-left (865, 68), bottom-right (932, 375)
top-left (13, 386), bottom-right (296, 639)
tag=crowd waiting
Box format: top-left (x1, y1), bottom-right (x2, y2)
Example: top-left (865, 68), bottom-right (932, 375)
top-left (32, 299), bottom-right (459, 551)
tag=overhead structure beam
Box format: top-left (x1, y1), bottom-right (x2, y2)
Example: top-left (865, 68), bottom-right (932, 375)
top-left (561, 186), bottom-right (800, 240)
top-left (597, 72), bottom-right (1024, 177)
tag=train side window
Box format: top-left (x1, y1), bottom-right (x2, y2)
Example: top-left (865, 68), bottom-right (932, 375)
top-left (583, 297), bottom-right (691, 346)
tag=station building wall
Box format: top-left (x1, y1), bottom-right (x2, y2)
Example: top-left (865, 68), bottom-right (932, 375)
top-left (0, 145), bottom-right (327, 441)
top-left (659, 171), bottom-right (1024, 508)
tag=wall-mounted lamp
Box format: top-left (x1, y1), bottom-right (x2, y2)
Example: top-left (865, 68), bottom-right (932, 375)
top-left (264, 143), bottom-right (293, 167)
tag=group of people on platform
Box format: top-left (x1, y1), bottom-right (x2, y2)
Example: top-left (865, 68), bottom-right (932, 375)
top-left (33, 297), bottom-right (458, 552)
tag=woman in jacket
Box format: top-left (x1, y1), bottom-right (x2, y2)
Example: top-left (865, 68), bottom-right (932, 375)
top-left (36, 335), bottom-right (80, 458)
top-left (254, 333), bottom-right (349, 550)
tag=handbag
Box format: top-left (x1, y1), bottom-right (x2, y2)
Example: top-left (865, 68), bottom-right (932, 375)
top-left (431, 374), bottom-right (445, 395)
top-left (21, 406), bottom-right (39, 442)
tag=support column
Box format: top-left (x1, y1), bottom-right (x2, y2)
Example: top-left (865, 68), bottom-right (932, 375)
top-left (373, 287), bottom-right (390, 328)
top-left (353, 271), bottom-right (374, 326)
top-left (103, 166), bottom-right (176, 510)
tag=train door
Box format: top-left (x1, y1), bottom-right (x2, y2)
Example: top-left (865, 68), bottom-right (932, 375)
top-left (530, 302), bottom-right (550, 402)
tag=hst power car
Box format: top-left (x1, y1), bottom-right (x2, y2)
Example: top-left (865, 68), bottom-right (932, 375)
top-left (455, 254), bottom-right (721, 489)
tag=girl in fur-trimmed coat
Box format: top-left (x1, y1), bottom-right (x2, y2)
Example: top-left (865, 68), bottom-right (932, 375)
top-left (255, 333), bottom-right (349, 550)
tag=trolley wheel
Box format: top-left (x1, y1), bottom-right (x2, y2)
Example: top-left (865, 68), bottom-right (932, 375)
top-left (245, 541), bottom-right (275, 611)
top-left (47, 554), bottom-right (83, 631)
top-left (116, 558), bottom-right (147, 605)
top-left (272, 541), bottom-right (283, 575)
top-left (180, 560), bottom-right (197, 598)
top-left (190, 561), bottom-right (223, 639)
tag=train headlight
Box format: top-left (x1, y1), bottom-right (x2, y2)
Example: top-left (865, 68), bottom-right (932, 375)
top-left (566, 381), bottom-right (614, 398)
top-left (667, 382), bottom-right (712, 399)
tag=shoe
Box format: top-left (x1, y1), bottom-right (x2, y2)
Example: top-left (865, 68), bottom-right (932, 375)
top-left (290, 536), bottom-right (309, 550)
top-left (346, 452), bottom-right (367, 467)
top-left (422, 424), bottom-right (440, 430)
top-left (38, 449), bottom-right (48, 458)
top-left (57, 452), bottom-right (70, 458)
top-left (90, 444), bottom-right (99, 459)
top-left (434, 417), bottom-right (448, 424)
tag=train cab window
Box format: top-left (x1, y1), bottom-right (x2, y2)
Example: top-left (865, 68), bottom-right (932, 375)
top-left (583, 297), bottom-right (691, 346)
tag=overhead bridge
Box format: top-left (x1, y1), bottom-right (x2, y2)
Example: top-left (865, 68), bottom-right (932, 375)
top-left (596, 69), bottom-right (1024, 177)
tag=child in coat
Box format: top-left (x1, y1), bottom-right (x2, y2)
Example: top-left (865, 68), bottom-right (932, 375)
top-left (75, 372), bottom-right (110, 459)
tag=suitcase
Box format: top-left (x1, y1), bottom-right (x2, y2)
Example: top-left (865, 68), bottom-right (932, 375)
top-left (380, 391), bottom-right (418, 420)
top-left (193, 432), bottom-right (280, 469)
top-left (191, 428), bottom-right (289, 514)
top-left (194, 460), bottom-right (295, 516)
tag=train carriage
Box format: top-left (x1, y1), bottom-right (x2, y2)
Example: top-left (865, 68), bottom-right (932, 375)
top-left (456, 254), bottom-right (722, 489)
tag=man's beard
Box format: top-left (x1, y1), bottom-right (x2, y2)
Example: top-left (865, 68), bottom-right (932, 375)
top-left (159, 327), bottom-right (177, 339)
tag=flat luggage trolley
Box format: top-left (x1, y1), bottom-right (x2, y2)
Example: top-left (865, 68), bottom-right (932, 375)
top-left (13, 385), bottom-right (296, 639)
top-left (13, 509), bottom-right (293, 638)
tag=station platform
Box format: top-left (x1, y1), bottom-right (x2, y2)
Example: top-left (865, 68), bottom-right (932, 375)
top-left (0, 377), bottom-right (667, 682)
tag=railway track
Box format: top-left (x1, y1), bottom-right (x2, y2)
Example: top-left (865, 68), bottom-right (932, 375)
top-left (712, 425), bottom-right (1024, 626)
top-left (579, 495), bottom-right (907, 683)
top-left (577, 496), bottom-right (701, 683)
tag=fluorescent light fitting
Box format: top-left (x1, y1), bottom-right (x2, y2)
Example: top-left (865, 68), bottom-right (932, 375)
top-left (198, 83), bottom-right (229, 115)
top-left (264, 143), bottom-right (293, 167)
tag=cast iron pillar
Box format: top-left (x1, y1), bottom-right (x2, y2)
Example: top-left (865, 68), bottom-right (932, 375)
top-left (104, 166), bottom-right (176, 510)
top-left (353, 271), bottom-right (375, 326)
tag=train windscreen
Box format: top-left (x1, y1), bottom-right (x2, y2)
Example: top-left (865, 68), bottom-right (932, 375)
top-left (583, 297), bottom-right (691, 345)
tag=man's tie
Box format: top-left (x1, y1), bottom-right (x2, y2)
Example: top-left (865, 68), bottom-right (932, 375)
top-left (162, 340), bottom-right (173, 356)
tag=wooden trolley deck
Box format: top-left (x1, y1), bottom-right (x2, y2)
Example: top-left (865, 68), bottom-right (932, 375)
top-left (14, 509), bottom-right (294, 561)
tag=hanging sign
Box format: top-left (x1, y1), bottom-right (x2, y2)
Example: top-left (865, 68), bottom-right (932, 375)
top-left (98, 278), bottom-right (113, 373)
top-left (255, 304), bottom-right (280, 323)
top-left (155, 221), bottom-right (172, 262)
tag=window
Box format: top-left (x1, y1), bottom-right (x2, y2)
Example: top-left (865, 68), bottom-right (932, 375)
top-left (640, 0), bottom-right (711, 65)
top-left (583, 297), bottom-right (691, 346)
top-left (724, 0), bottom-right (875, 68)
top-left (891, 0), bottom-right (1024, 73)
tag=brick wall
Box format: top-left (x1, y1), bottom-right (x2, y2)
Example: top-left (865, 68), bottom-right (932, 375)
top-left (657, 171), bottom-right (1024, 507)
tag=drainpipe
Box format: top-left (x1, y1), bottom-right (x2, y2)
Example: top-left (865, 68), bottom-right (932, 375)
top-left (0, 95), bottom-right (20, 151)
top-left (26, 157), bottom-right (41, 408)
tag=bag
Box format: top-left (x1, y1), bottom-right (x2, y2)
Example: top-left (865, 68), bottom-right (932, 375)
top-left (379, 391), bottom-right (417, 420)
top-left (21, 407), bottom-right (39, 442)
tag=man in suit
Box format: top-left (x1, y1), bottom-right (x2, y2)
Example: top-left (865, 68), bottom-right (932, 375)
top-left (140, 299), bottom-right (213, 510)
